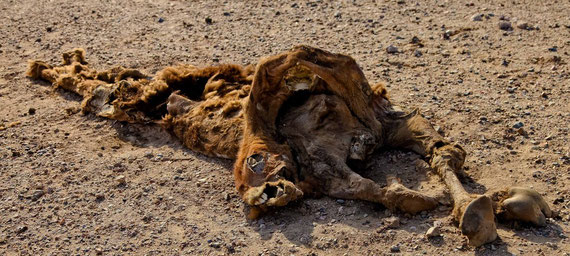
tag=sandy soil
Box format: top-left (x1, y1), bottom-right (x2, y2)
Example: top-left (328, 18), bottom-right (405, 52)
top-left (0, 0), bottom-right (569, 255)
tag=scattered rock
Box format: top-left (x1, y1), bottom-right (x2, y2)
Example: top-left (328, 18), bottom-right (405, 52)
top-left (513, 122), bottom-right (524, 128)
top-left (31, 189), bottom-right (44, 201)
top-left (426, 226), bottom-right (441, 238)
top-left (209, 241), bottom-right (221, 248)
top-left (28, 108), bottom-right (36, 115)
top-left (158, 17), bottom-right (164, 23)
top-left (443, 30), bottom-right (452, 40)
top-left (334, 11), bottom-right (341, 18)
top-left (516, 128), bottom-right (528, 137)
top-left (205, 17), bottom-right (213, 24)
top-left (414, 50), bottom-right (422, 57)
top-left (410, 36), bottom-right (422, 45)
top-left (115, 175), bottom-right (126, 185)
top-left (384, 216), bottom-right (400, 229)
top-left (499, 21), bottom-right (513, 31)
top-left (390, 245), bottom-right (400, 252)
top-left (95, 194), bottom-right (105, 202)
top-left (16, 226), bottom-right (28, 234)
top-left (336, 199), bottom-right (345, 204)
top-left (386, 45), bottom-right (398, 54)
top-left (471, 14), bottom-right (483, 21)
top-left (516, 21), bottom-right (529, 30)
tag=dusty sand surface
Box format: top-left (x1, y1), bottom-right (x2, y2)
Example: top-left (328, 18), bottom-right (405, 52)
top-left (1, 0), bottom-right (569, 255)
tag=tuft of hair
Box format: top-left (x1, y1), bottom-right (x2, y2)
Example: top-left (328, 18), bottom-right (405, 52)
top-left (62, 48), bottom-right (87, 65)
top-left (371, 82), bottom-right (389, 100)
top-left (26, 60), bottom-right (52, 79)
top-left (116, 69), bottom-right (147, 82)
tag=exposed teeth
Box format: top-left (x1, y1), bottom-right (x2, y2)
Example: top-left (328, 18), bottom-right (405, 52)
top-left (275, 188), bottom-right (284, 198)
top-left (255, 193), bottom-right (268, 205)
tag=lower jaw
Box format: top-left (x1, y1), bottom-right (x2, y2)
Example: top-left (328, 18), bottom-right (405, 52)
top-left (243, 180), bottom-right (302, 207)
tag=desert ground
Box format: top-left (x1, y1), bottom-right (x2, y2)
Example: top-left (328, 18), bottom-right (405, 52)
top-left (0, 0), bottom-right (569, 255)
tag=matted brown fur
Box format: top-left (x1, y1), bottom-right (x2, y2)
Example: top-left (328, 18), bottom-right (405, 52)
top-left (28, 49), bottom-right (254, 159)
top-left (27, 46), bottom-right (552, 247)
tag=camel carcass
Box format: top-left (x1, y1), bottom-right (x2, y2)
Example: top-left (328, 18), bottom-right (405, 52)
top-left (27, 46), bottom-right (552, 246)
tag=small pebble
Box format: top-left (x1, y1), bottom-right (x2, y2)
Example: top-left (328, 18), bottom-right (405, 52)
top-left (414, 50), bottom-right (422, 57)
top-left (205, 17), bottom-right (213, 24)
top-left (471, 14), bottom-right (483, 21)
top-left (384, 216), bottom-right (400, 228)
top-left (158, 17), bottom-right (164, 23)
top-left (443, 30), bottom-right (452, 40)
top-left (115, 175), bottom-right (126, 185)
top-left (386, 45), bottom-right (398, 54)
top-left (16, 226), bottom-right (28, 234)
top-left (28, 108), bottom-right (36, 115)
top-left (516, 21), bottom-right (529, 30)
top-left (390, 245), bottom-right (400, 252)
top-left (31, 189), bottom-right (44, 201)
top-left (513, 122), bottom-right (524, 128)
top-left (499, 21), bottom-right (513, 31)
top-left (426, 226), bottom-right (440, 238)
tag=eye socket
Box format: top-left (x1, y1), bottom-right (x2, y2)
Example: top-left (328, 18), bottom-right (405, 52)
top-left (246, 153), bottom-right (266, 174)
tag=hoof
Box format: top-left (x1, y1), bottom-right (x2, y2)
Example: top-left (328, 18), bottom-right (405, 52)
top-left (501, 187), bottom-right (552, 226)
top-left (459, 195), bottom-right (497, 247)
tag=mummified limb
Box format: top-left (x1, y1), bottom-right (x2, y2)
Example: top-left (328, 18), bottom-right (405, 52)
top-left (372, 85), bottom-right (553, 246)
top-left (373, 92), bottom-right (497, 246)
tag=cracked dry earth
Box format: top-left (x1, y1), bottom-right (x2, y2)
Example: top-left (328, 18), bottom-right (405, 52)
top-left (0, 0), bottom-right (569, 255)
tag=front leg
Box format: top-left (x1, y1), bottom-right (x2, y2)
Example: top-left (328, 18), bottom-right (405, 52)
top-left (323, 165), bottom-right (438, 215)
top-left (377, 90), bottom-right (497, 246)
